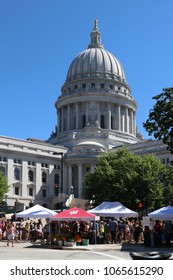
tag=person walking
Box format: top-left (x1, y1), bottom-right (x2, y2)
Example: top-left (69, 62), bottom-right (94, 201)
top-left (7, 223), bottom-right (16, 247)
top-left (109, 218), bottom-right (118, 244)
top-left (25, 222), bottom-right (30, 242)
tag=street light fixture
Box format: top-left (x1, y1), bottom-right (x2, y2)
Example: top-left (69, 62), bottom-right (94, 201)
top-left (71, 185), bottom-right (74, 195)
top-left (53, 152), bottom-right (64, 211)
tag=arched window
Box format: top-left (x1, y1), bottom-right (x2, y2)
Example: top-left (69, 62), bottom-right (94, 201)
top-left (42, 172), bottom-right (47, 183)
top-left (54, 174), bottom-right (59, 185)
top-left (28, 170), bottom-right (34, 182)
top-left (0, 166), bottom-right (5, 175)
top-left (14, 168), bottom-right (20, 180)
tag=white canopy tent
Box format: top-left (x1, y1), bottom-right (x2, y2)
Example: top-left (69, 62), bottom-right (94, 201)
top-left (148, 206), bottom-right (173, 220)
top-left (16, 204), bottom-right (57, 219)
top-left (89, 201), bottom-right (138, 218)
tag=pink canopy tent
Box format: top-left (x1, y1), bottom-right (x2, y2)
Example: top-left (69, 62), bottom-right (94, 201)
top-left (50, 207), bottom-right (99, 221)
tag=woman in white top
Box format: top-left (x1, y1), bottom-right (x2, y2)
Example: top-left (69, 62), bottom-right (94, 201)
top-left (7, 223), bottom-right (16, 247)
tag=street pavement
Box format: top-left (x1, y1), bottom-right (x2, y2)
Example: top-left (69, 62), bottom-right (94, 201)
top-left (1, 236), bottom-right (173, 262)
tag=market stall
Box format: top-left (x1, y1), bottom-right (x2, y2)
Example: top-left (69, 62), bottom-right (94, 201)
top-left (15, 204), bottom-right (57, 219)
top-left (148, 206), bottom-right (173, 247)
top-left (50, 207), bottom-right (99, 246)
top-left (89, 201), bottom-right (138, 218)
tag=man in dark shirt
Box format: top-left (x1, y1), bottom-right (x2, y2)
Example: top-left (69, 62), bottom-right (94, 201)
top-left (109, 218), bottom-right (118, 244)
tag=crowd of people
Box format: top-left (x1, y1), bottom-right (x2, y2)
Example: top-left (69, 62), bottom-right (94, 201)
top-left (96, 218), bottom-right (144, 244)
top-left (51, 218), bottom-right (144, 245)
top-left (0, 219), bottom-right (48, 247)
top-left (1, 217), bottom-right (173, 247)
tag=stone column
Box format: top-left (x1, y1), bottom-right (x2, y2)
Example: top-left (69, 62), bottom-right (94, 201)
top-left (91, 165), bottom-right (95, 172)
top-left (61, 106), bottom-right (64, 132)
top-left (67, 105), bottom-right (70, 130)
top-left (130, 109), bottom-right (133, 134)
top-left (117, 105), bottom-right (121, 130)
top-left (108, 103), bottom-right (111, 129)
top-left (97, 102), bottom-right (100, 124)
top-left (122, 108), bottom-right (125, 132)
top-left (75, 103), bottom-right (78, 129)
top-left (86, 102), bottom-right (89, 123)
top-left (125, 107), bottom-right (129, 133)
top-left (68, 164), bottom-right (72, 194)
top-left (57, 110), bottom-right (60, 133)
top-left (78, 163), bottom-right (83, 198)
top-left (133, 111), bottom-right (136, 136)
top-left (35, 163), bottom-right (42, 196)
top-left (22, 161), bottom-right (28, 197)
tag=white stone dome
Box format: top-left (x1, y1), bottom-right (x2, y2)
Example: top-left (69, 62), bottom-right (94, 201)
top-left (65, 20), bottom-right (126, 83)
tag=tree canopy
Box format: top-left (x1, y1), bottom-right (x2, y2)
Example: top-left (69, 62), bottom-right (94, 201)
top-left (0, 172), bottom-right (9, 203)
top-left (143, 87), bottom-right (173, 153)
top-left (83, 147), bottom-right (173, 212)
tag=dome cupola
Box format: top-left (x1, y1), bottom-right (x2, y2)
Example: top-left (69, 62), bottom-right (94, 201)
top-left (64, 19), bottom-right (126, 84)
top-left (53, 20), bottom-right (138, 150)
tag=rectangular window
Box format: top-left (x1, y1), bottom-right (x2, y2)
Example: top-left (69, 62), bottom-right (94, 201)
top-left (54, 164), bottom-right (60, 170)
top-left (0, 157), bottom-right (7, 162)
top-left (101, 84), bottom-right (104, 88)
top-left (82, 83), bottom-right (86, 88)
top-left (29, 188), bottom-right (33, 196)
top-left (15, 187), bottom-right (19, 195)
top-left (91, 83), bottom-right (95, 88)
top-left (28, 161), bottom-right (35, 166)
top-left (41, 163), bottom-right (48, 168)
top-left (14, 159), bottom-right (21, 164)
top-left (110, 85), bottom-right (113, 90)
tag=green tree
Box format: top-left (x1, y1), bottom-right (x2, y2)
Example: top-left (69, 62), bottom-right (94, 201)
top-left (143, 87), bottom-right (173, 153)
top-left (84, 147), bottom-right (170, 212)
top-left (159, 164), bottom-right (173, 205)
top-left (0, 171), bottom-right (9, 203)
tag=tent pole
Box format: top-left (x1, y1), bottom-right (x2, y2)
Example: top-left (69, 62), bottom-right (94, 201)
top-left (94, 222), bottom-right (97, 244)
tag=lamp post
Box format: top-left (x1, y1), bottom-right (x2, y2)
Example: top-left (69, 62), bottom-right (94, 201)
top-left (145, 184), bottom-right (148, 216)
top-left (71, 185), bottom-right (74, 195)
top-left (53, 152), bottom-right (64, 211)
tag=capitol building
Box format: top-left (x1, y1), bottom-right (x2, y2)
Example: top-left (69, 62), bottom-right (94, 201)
top-left (0, 20), bottom-right (172, 210)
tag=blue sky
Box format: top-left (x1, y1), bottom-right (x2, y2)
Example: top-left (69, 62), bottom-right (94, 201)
top-left (0, 0), bottom-right (173, 141)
